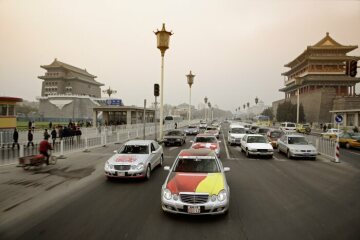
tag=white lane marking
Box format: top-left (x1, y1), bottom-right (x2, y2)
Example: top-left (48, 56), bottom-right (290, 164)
top-left (222, 133), bottom-right (231, 159)
top-left (168, 147), bottom-right (178, 151)
top-left (346, 150), bottom-right (360, 156)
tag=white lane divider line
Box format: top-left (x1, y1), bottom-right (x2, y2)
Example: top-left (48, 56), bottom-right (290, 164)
top-left (222, 134), bottom-right (231, 160)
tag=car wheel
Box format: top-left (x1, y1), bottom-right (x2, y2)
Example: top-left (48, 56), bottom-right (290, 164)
top-left (345, 142), bottom-right (351, 149)
top-left (246, 149), bottom-right (251, 158)
top-left (159, 155), bottom-right (164, 167)
top-left (286, 150), bottom-right (292, 159)
top-left (145, 165), bottom-right (151, 180)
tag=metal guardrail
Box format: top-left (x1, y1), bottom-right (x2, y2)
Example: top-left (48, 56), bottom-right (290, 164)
top-left (0, 120), bottom-right (199, 165)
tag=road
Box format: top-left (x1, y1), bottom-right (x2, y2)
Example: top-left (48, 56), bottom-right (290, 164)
top-left (1, 123), bottom-right (360, 240)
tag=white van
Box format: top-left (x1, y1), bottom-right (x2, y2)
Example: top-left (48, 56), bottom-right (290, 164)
top-left (228, 125), bottom-right (246, 145)
top-left (279, 122), bottom-right (296, 133)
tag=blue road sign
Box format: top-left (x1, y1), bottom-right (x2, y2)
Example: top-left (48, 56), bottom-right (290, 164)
top-left (335, 114), bottom-right (343, 124)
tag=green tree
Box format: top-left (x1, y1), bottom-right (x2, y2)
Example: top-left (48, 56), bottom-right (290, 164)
top-left (276, 101), bottom-right (306, 122)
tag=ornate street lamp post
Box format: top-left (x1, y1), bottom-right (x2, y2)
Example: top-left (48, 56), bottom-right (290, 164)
top-left (204, 96), bottom-right (208, 121)
top-left (103, 86), bottom-right (117, 98)
top-left (154, 23), bottom-right (173, 140)
top-left (186, 71), bottom-right (195, 124)
top-left (208, 102), bottom-right (212, 121)
top-left (255, 96), bottom-right (259, 105)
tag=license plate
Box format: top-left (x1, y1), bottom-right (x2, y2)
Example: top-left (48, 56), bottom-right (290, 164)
top-left (187, 206), bottom-right (201, 214)
top-left (117, 172), bottom-right (125, 176)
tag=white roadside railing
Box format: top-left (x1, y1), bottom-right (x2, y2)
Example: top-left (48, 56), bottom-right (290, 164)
top-left (301, 134), bottom-right (336, 160)
top-left (0, 120), bottom-right (200, 165)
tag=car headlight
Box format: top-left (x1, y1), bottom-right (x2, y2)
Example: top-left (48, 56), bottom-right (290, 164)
top-left (136, 163), bottom-right (144, 170)
top-left (173, 194), bottom-right (179, 201)
top-left (105, 161), bottom-right (114, 169)
top-left (210, 195), bottom-right (217, 202)
top-left (217, 190), bottom-right (227, 202)
top-left (163, 189), bottom-right (172, 200)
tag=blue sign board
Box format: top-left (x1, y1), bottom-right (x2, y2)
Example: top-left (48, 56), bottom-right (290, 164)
top-left (335, 114), bottom-right (343, 124)
top-left (106, 99), bottom-right (123, 106)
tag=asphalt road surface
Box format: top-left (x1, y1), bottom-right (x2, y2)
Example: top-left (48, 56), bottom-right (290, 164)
top-left (2, 124), bottom-right (360, 240)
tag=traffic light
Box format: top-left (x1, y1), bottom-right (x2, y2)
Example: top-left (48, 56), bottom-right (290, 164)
top-left (349, 60), bottom-right (358, 77)
top-left (154, 84), bottom-right (159, 97)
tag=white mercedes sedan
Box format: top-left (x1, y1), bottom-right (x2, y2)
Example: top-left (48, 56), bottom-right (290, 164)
top-left (104, 140), bottom-right (163, 180)
top-left (240, 134), bottom-right (274, 158)
top-left (277, 134), bottom-right (317, 160)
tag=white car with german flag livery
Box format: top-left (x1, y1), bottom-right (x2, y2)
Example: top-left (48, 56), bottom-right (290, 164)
top-left (104, 140), bottom-right (163, 180)
top-left (161, 148), bottom-right (230, 215)
top-left (190, 134), bottom-right (221, 158)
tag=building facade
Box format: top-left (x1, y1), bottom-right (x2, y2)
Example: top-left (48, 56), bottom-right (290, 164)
top-left (38, 59), bottom-right (105, 120)
top-left (273, 33), bottom-right (360, 125)
top-left (0, 97), bottom-right (22, 130)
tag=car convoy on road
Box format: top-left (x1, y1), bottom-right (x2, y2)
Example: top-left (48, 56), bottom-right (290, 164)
top-left (103, 118), bottom-right (358, 215)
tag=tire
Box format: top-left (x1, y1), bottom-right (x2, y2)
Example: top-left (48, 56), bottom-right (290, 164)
top-left (145, 165), bottom-right (151, 180)
top-left (287, 150), bottom-right (292, 159)
top-left (246, 149), bottom-right (251, 158)
top-left (50, 156), bottom-right (57, 165)
top-left (345, 142), bottom-right (351, 149)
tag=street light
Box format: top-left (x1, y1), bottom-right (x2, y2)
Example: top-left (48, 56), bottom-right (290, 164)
top-left (103, 86), bottom-right (117, 98)
top-left (255, 96), bottom-right (259, 105)
top-left (186, 71), bottom-right (195, 124)
top-left (154, 23), bottom-right (173, 140)
top-left (204, 96), bottom-right (208, 121)
top-left (208, 102), bottom-right (212, 121)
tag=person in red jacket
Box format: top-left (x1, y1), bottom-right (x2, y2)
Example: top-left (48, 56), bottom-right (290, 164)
top-left (39, 136), bottom-right (53, 165)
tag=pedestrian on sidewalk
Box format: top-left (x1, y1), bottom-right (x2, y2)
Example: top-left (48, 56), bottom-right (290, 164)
top-left (51, 127), bottom-right (57, 146)
top-left (49, 121), bottom-right (53, 129)
top-left (12, 128), bottom-right (19, 149)
top-left (44, 129), bottom-right (50, 140)
top-left (27, 129), bottom-right (34, 147)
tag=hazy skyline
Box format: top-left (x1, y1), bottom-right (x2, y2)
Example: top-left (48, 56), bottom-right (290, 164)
top-left (1, 0), bottom-right (359, 112)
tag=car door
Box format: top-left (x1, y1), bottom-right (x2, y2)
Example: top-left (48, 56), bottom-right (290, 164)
top-left (278, 135), bottom-right (286, 152)
top-left (241, 135), bottom-right (247, 151)
top-left (151, 142), bottom-right (161, 166)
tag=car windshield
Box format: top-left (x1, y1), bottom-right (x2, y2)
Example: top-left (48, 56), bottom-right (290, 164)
top-left (167, 131), bottom-right (183, 136)
top-left (173, 158), bottom-right (220, 173)
top-left (194, 137), bottom-right (217, 143)
top-left (247, 136), bottom-right (267, 143)
top-left (287, 123), bottom-right (296, 127)
top-left (288, 137), bottom-right (308, 145)
top-left (258, 128), bottom-right (269, 133)
top-left (120, 145), bottom-right (149, 154)
top-left (207, 127), bottom-right (217, 130)
top-left (188, 126), bottom-right (196, 129)
top-left (232, 128), bottom-right (245, 133)
top-left (270, 131), bottom-right (282, 138)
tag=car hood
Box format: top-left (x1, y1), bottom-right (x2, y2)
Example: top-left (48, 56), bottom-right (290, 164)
top-left (166, 172), bottom-right (224, 195)
top-left (288, 144), bottom-right (316, 151)
top-left (229, 133), bottom-right (245, 138)
top-left (191, 142), bottom-right (219, 150)
top-left (247, 143), bottom-right (272, 150)
top-left (108, 154), bottom-right (148, 165)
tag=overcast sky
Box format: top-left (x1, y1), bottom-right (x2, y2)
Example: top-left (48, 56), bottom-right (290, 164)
top-left (1, 0), bottom-right (359, 111)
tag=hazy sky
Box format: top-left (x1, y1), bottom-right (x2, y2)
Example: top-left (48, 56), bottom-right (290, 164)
top-left (1, 0), bottom-right (359, 111)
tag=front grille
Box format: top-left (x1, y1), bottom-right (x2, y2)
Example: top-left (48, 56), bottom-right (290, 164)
top-left (114, 165), bottom-right (131, 171)
top-left (258, 149), bottom-right (268, 152)
top-left (180, 194), bottom-right (209, 204)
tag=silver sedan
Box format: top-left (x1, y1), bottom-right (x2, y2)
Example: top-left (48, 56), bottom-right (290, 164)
top-left (277, 134), bottom-right (318, 160)
top-left (104, 140), bottom-right (163, 180)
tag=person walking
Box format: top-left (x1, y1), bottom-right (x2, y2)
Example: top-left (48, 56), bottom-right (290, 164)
top-left (49, 121), bottom-right (53, 129)
top-left (12, 128), bottom-right (19, 149)
top-left (43, 129), bottom-right (50, 140)
top-left (27, 129), bottom-right (34, 147)
top-left (51, 127), bottom-right (57, 146)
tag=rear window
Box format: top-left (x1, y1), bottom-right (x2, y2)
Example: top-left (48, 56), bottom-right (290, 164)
top-left (194, 136), bottom-right (217, 143)
top-left (258, 128), bottom-right (269, 133)
top-left (174, 158), bottom-right (220, 173)
top-left (231, 128), bottom-right (245, 133)
top-left (287, 123), bottom-right (296, 127)
top-left (165, 116), bottom-right (173, 120)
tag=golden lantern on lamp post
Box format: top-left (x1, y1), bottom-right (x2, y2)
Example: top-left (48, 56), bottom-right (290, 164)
top-left (154, 23), bottom-right (173, 140)
top-left (204, 96), bottom-right (208, 121)
top-left (103, 86), bottom-right (117, 98)
top-left (186, 71), bottom-right (195, 124)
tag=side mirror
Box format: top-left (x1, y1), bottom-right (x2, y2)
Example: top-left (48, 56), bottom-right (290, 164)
top-left (164, 166), bottom-right (170, 171)
top-left (152, 151), bottom-right (156, 154)
top-left (224, 167), bottom-right (230, 172)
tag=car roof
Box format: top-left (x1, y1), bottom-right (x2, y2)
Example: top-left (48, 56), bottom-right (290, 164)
top-left (178, 148), bottom-right (216, 157)
top-left (245, 134), bottom-right (264, 137)
top-left (285, 134), bottom-right (305, 137)
top-left (125, 140), bottom-right (154, 145)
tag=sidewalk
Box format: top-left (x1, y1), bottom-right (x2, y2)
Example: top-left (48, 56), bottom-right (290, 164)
top-left (0, 143), bottom-right (119, 231)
